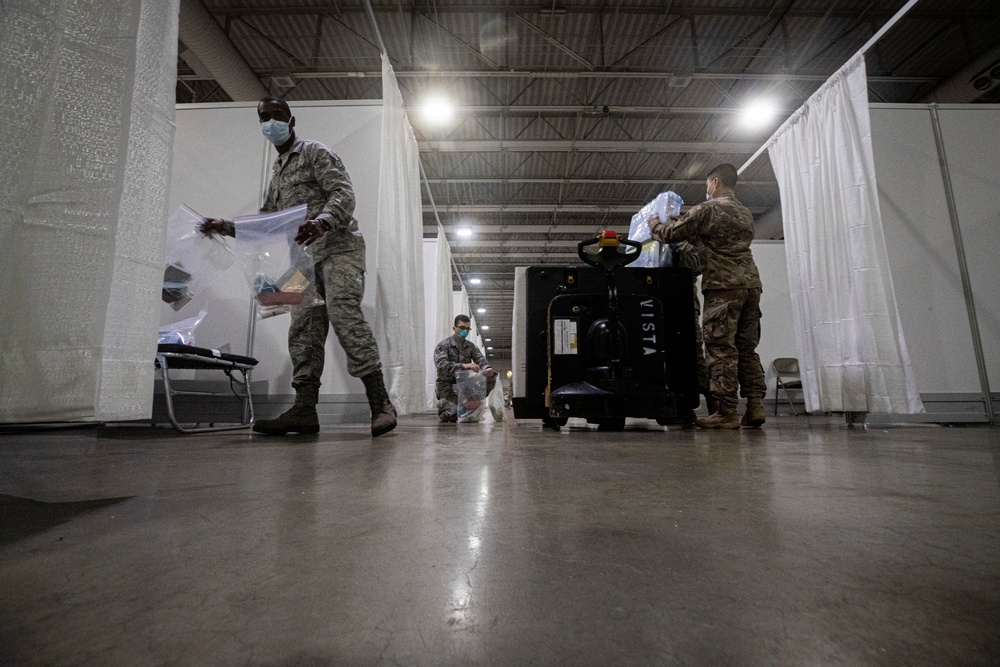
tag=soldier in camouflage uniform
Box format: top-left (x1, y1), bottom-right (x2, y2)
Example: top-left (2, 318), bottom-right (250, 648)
top-left (433, 315), bottom-right (496, 422)
top-left (650, 163), bottom-right (766, 429)
top-left (202, 96), bottom-right (396, 437)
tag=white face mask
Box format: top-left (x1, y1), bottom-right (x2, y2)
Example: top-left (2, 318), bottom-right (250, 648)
top-left (705, 179), bottom-right (717, 201)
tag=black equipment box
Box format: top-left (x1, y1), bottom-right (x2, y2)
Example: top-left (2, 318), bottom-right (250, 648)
top-left (512, 262), bottom-right (700, 428)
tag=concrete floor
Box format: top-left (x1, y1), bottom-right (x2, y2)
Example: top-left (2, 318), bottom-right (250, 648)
top-left (1, 414), bottom-right (998, 666)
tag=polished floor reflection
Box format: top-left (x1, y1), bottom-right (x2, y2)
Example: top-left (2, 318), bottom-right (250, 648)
top-left (1, 415), bottom-right (999, 666)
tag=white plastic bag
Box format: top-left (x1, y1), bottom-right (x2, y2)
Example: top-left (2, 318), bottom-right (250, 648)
top-left (230, 205), bottom-right (325, 317)
top-left (157, 309), bottom-right (207, 346)
top-left (487, 381), bottom-right (504, 422)
top-left (455, 370), bottom-right (488, 423)
top-left (627, 191), bottom-right (684, 268)
top-left (162, 205), bottom-right (235, 311)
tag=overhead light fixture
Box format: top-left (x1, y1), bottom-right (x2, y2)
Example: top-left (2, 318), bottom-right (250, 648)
top-left (477, 308), bottom-right (486, 314)
top-left (456, 228), bottom-right (473, 238)
top-left (481, 325), bottom-right (489, 331)
top-left (420, 94), bottom-right (455, 127)
top-left (740, 98), bottom-right (778, 130)
top-left (469, 278), bottom-right (482, 285)
top-left (487, 346), bottom-right (493, 350)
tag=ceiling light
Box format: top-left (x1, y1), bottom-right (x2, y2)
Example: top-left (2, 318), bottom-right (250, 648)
top-left (420, 94), bottom-right (455, 127)
top-left (484, 338), bottom-right (491, 342)
top-left (469, 277), bottom-right (482, 285)
top-left (481, 325), bottom-right (489, 331)
top-left (487, 346), bottom-right (493, 350)
top-left (740, 98), bottom-right (778, 130)
top-left (456, 228), bottom-right (473, 238)
top-left (477, 308), bottom-right (486, 314)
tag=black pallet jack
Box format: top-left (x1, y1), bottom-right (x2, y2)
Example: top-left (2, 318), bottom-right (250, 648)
top-left (512, 230), bottom-right (699, 431)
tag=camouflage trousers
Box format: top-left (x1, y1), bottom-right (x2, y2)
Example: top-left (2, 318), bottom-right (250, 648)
top-left (288, 249), bottom-right (382, 400)
top-left (436, 377), bottom-right (497, 422)
top-left (702, 288), bottom-right (766, 410)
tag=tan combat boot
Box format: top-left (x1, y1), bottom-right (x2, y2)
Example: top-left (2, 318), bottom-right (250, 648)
top-left (252, 404), bottom-right (320, 435)
top-left (695, 403), bottom-right (741, 429)
top-left (362, 371), bottom-right (398, 437)
top-left (742, 396), bottom-right (766, 428)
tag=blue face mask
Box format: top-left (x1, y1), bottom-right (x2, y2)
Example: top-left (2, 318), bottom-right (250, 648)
top-left (458, 329), bottom-right (469, 339)
top-left (261, 120), bottom-right (291, 145)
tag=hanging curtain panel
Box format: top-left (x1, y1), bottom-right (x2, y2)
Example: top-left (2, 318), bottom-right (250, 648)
top-left (0, 0), bottom-right (179, 422)
top-left (768, 55), bottom-right (923, 414)
top-left (375, 54), bottom-right (426, 414)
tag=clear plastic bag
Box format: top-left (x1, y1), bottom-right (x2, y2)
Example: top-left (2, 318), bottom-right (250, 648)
top-left (157, 309), bottom-right (207, 346)
top-left (455, 369), bottom-right (488, 423)
top-left (162, 205), bottom-right (236, 311)
top-left (487, 381), bottom-right (504, 422)
top-left (627, 191), bottom-right (684, 268)
top-left (230, 205), bottom-right (325, 317)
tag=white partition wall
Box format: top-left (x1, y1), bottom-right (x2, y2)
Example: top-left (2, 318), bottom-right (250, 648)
top-left (423, 236), bottom-right (456, 410)
top-left (750, 242), bottom-right (799, 398)
top-left (0, 0), bottom-right (179, 423)
top-left (164, 101), bottom-right (384, 400)
top-left (869, 104), bottom-right (1000, 420)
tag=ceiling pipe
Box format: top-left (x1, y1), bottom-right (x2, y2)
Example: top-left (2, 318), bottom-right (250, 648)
top-left (178, 0), bottom-right (267, 101)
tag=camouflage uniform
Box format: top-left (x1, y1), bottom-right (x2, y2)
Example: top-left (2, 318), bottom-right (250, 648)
top-left (229, 137), bottom-right (382, 400)
top-left (672, 241), bottom-right (710, 393)
top-left (652, 195), bottom-right (765, 410)
top-left (433, 335), bottom-right (495, 421)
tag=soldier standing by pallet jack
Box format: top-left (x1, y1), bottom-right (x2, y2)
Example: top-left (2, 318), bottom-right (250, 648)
top-left (649, 163), bottom-right (766, 429)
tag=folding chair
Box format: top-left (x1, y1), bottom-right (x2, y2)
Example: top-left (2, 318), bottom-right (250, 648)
top-left (155, 344), bottom-right (258, 434)
top-left (770, 357), bottom-right (802, 415)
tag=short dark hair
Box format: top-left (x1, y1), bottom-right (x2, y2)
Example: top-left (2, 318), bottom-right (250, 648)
top-left (454, 315), bottom-right (471, 326)
top-left (707, 163), bottom-right (738, 188)
top-left (258, 95), bottom-right (290, 113)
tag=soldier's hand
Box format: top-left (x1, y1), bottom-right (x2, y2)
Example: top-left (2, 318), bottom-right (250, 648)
top-left (483, 367), bottom-right (496, 379)
top-left (464, 362), bottom-right (481, 373)
top-left (295, 219), bottom-right (327, 246)
top-left (200, 218), bottom-right (227, 235)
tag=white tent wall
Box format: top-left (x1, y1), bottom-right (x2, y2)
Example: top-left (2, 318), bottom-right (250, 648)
top-left (936, 108), bottom-right (1000, 392)
top-left (164, 101), bottom-right (384, 417)
top-left (0, 0), bottom-right (179, 423)
top-left (748, 243), bottom-right (799, 399)
top-left (374, 55), bottom-right (426, 415)
top-left (423, 233), bottom-right (457, 410)
top-left (868, 104), bottom-right (1000, 420)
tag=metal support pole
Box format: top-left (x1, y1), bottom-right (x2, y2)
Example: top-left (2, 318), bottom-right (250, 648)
top-left (928, 104), bottom-right (995, 424)
top-left (243, 295), bottom-right (257, 424)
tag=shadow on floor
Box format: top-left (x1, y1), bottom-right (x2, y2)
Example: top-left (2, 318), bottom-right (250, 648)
top-left (0, 494), bottom-right (133, 547)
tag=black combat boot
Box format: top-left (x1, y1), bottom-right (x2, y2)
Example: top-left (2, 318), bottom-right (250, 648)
top-left (362, 371), bottom-right (397, 437)
top-left (252, 386), bottom-right (320, 435)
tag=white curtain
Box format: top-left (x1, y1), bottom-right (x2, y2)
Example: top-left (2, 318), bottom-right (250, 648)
top-left (375, 54), bottom-right (426, 414)
top-left (422, 232), bottom-right (457, 409)
top-left (768, 55), bottom-right (923, 414)
top-left (0, 0), bottom-right (179, 422)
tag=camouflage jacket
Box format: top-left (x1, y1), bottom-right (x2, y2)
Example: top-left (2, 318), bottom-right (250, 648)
top-left (651, 194), bottom-right (761, 290)
top-left (434, 336), bottom-right (490, 388)
top-left (261, 136), bottom-right (364, 259)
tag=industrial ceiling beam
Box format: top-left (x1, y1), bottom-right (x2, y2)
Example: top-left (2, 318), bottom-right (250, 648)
top-left (424, 204), bottom-right (769, 213)
top-left (418, 140), bottom-right (759, 153)
top-left (179, 70), bottom-right (935, 83)
top-left (407, 105), bottom-right (789, 116)
top-left (422, 177), bottom-right (776, 186)
top-left (208, 6), bottom-right (1000, 21)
